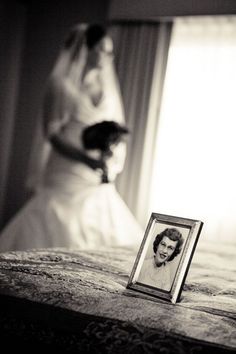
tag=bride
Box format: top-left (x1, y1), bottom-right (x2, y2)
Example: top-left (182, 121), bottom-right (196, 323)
top-left (0, 24), bottom-right (143, 252)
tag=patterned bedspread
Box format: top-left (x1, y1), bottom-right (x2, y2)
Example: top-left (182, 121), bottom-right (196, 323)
top-left (0, 241), bottom-right (235, 353)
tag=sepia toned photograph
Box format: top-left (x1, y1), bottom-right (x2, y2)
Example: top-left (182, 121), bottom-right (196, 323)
top-left (1, 1), bottom-right (236, 353)
top-left (127, 213), bottom-right (203, 303)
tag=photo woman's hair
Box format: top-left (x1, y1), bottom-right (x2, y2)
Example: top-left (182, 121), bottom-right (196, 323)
top-left (153, 228), bottom-right (184, 262)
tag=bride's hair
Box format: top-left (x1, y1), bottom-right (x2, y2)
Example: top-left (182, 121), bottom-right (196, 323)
top-left (85, 24), bottom-right (107, 49)
top-left (82, 121), bottom-right (129, 155)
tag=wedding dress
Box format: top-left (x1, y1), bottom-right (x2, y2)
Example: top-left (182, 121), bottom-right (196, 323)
top-left (0, 24), bottom-right (143, 252)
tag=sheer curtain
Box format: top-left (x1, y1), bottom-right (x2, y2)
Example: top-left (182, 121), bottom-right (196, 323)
top-left (149, 16), bottom-right (236, 243)
top-left (110, 22), bottom-right (172, 227)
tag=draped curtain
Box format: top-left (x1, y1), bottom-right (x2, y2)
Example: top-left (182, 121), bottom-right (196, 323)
top-left (0, 3), bottom-right (26, 229)
top-left (110, 22), bottom-right (172, 227)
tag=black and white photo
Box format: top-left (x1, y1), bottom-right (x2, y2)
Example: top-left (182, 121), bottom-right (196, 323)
top-left (127, 213), bottom-right (203, 303)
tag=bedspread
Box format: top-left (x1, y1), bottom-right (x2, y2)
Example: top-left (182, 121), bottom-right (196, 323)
top-left (0, 241), bottom-right (235, 353)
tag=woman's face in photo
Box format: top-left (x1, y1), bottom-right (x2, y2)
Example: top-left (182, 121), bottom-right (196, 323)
top-left (154, 236), bottom-right (178, 266)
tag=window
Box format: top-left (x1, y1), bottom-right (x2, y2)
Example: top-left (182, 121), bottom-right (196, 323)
top-left (149, 16), bottom-right (236, 243)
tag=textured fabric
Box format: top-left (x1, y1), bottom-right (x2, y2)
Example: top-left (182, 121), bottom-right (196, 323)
top-left (0, 297), bottom-right (233, 354)
top-left (0, 242), bottom-right (235, 353)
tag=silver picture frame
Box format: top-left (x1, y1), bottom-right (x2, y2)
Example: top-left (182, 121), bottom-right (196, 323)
top-left (127, 213), bottom-right (203, 303)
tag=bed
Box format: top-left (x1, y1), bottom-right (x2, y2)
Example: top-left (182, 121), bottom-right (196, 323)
top-left (0, 241), bottom-right (235, 353)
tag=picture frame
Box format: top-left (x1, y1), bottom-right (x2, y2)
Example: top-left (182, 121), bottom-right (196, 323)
top-left (127, 213), bottom-right (203, 304)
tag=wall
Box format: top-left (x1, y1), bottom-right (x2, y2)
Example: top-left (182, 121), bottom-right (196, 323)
top-left (108, 0), bottom-right (236, 20)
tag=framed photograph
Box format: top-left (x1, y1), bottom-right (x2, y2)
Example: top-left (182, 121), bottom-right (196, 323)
top-left (127, 213), bottom-right (203, 304)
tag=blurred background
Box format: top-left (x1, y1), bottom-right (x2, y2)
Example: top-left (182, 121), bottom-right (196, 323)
top-left (1, 0), bottom-right (236, 244)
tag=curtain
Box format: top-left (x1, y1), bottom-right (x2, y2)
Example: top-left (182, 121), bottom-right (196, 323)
top-left (0, 3), bottom-right (26, 229)
top-left (110, 22), bottom-right (172, 227)
top-left (149, 16), bottom-right (236, 243)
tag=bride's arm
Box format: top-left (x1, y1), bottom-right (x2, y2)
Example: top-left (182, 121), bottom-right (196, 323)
top-left (49, 134), bottom-right (103, 169)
